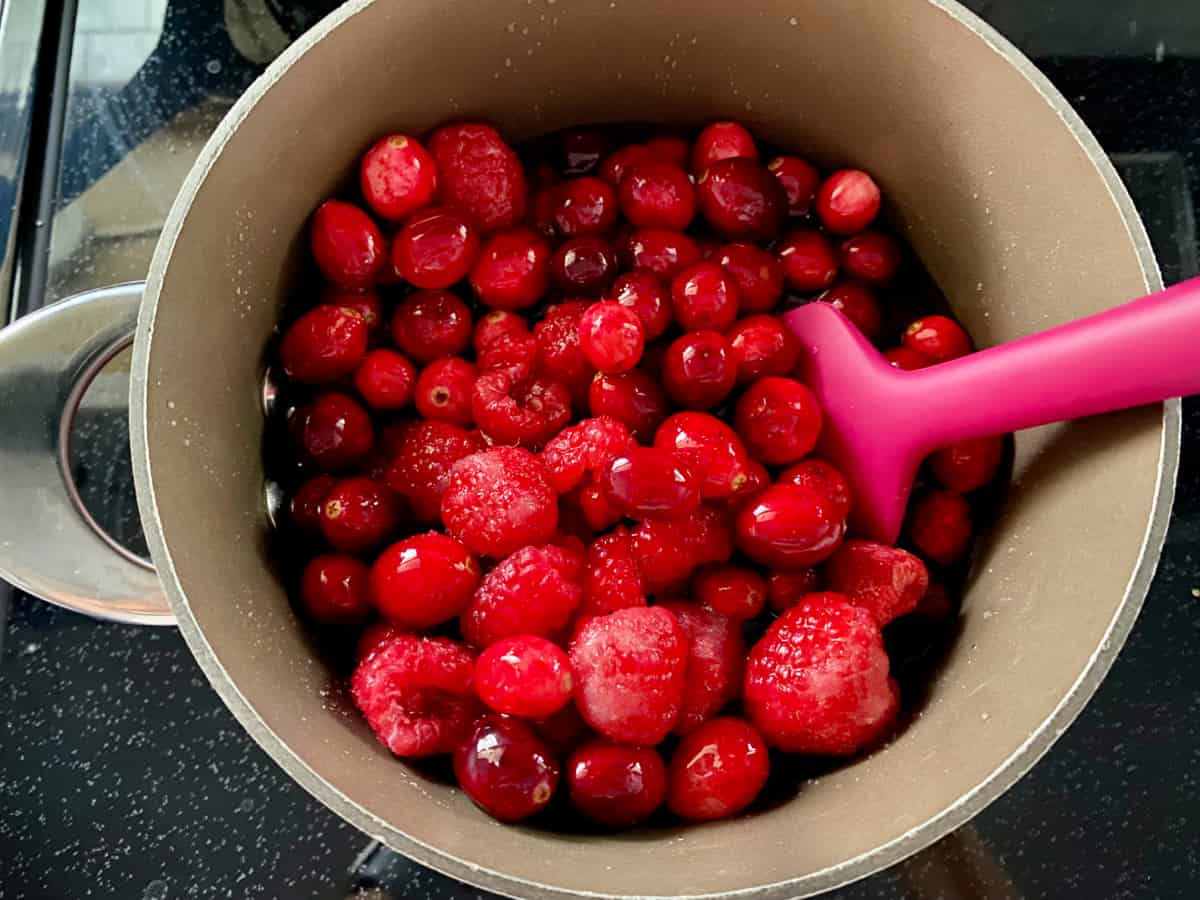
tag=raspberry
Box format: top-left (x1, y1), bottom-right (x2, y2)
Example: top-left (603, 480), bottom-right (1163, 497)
top-left (299, 554), bottom-right (372, 624)
top-left (908, 490), bottom-right (973, 565)
top-left (471, 370), bottom-right (571, 448)
top-left (735, 483), bottom-right (845, 569)
top-left (600, 447), bottom-right (702, 521)
top-left (472, 309), bottom-right (530, 355)
top-left (292, 392), bottom-right (374, 472)
top-left (734, 377), bottom-right (823, 466)
top-left (765, 568), bottom-right (821, 613)
top-left (369, 532), bottom-right (481, 628)
top-left (469, 227), bottom-right (552, 310)
top-left (354, 349), bottom-right (417, 410)
top-left (318, 476), bottom-right (400, 553)
top-left (474, 635), bottom-right (574, 718)
top-left (570, 606), bottom-right (688, 745)
top-left (666, 717), bottom-right (769, 821)
top-left (279, 305), bottom-right (368, 384)
top-left (778, 458), bottom-right (852, 521)
top-left (581, 528), bottom-right (647, 616)
top-left (454, 715), bottom-right (559, 822)
top-left (656, 599), bottom-right (745, 734)
top-left (310, 200), bottom-right (386, 289)
top-left (588, 368), bottom-right (669, 443)
top-left (461, 543), bottom-right (583, 646)
top-left (427, 122), bottom-right (527, 232)
top-left (414, 357), bottom-right (477, 427)
top-left (692, 122), bottom-right (757, 174)
top-left (692, 564), bottom-right (766, 620)
top-left (359, 133), bottom-right (438, 221)
top-left (391, 290), bottom-right (473, 363)
top-left (744, 596), bottom-right (898, 754)
top-left (714, 243), bottom-right (784, 315)
top-left (578, 301), bottom-right (645, 374)
top-left (350, 632), bottom-right (478, 757)
top-left (477, 331), bottom-right (541, 383)
top-left (568, 740), bottom-right (667, 827)
top-left (929, 436), bottom-right (1004, 493)
top-left (825, 540), bottom-right (928, 625)
top-left (534, 300), bottom-right (594, 406)
top-left (539, 416), bottom-right (634, 494)
top-left (653, 412), bottom-right (754, 500)
top-left (629, 504), bottom-right (732, 593)
top-left (442, 447), bottom-right (559, 558)
top-left (382, 420), bottom-right (481, 523)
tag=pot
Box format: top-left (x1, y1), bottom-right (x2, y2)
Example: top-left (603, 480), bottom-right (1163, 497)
top-left (0, 0), bottom-right (1177, 897)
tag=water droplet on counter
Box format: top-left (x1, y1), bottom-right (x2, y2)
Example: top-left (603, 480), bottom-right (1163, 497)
top-left (143, 881), bottom-right (168, 900)
top-left (206, 59), bottom-right (221, 74)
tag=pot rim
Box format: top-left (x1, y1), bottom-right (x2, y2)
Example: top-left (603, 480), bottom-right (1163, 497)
top-left (132, 1), bottom-right (1180, 897)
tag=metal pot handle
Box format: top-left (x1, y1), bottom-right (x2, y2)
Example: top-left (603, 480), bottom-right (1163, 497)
top-left (0, 282), bottom-right (173, 625)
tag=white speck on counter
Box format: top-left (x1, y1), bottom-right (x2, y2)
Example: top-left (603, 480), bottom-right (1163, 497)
top-left (1155, 40), bottom-right (1166, 62)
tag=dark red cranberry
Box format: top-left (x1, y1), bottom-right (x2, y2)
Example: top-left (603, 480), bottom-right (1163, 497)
top-left (354, 349), bottom-right (416, 410)
top-left (321, 286), bottom-right (384, 340)
top-left (300, 554), bottom-right (372, 624)
top-left (370, 532), bottom-right (480, 628)
top-left (778, 459), bottom-right (852, 521)
top-left (777, 229), bottom-right (838, 292)
top-left (929, 436), bottom-right (1004, 493)
top-left (392, 205), bottom-right (480, 289)
top-left (735, 376), bottom-right (823, 466)
top-left (915, 581), bottom-right (956, 621)
top-left (279, 305), bottom-right (368, 384)
top-left (696, 157), bottom-right (786, 241)
top-left (290, 475), bottom-right (336, 535)
top-left (599, 144), bottom-right (656, 187)
top-left (552, 176), bottom-right (619, 236)
top-left (453, 715), bottom-right (560, 822)
top-left (663, 331), bottom-right (737, 410)
top-left (653, 412), bottom-right (753, 500)
top-left (715, 243), bottom-right (784, 314)
top-left (560, 128), bottom-right (610, 176)
top-left (415, 357), bottom-right (477, 427)
top-left (726, 314), bottom-right (800, 384)
top-left (644, 135), bottom-right (692, 168)
top-left (579, 482), bottom-right (623, 532)
top-left (551, 235), bottom-right (617, 295)
top-left (840, 230), bottom-right (902, 283)
top-left (693, 564), bottom-right (766, 619)
top-left (671, 261), bottom-right (740, 332)
top-left (310, 200), bottom-right (386, 289)
top-left (767, 155), bottom-right (821, 216)
top-left (816, 169), bottom-right (881, 234)
top-left (472, 309), bottom-right (531, 355)
top-left (588, 368), bottom-right (669, 442)
top-left (293, 392), bottom-right (374, 471)
top-left (578, 301), bottom-right (645, 374)
top-left (692, 122), bottom-right (757, 174)
top-left (908, 490), bottom-right (973, 565)
top-left (902, 315), bottom-right (972, 362)
top-left (666, 717), bottom-right (769, 821)
top-left (567, 740), bottom-right (666, 827)
top-left (528, 184), bottom-right (558, 238)
top-left (319, 477), bottom-right (399, 553)
top-left (600, 447), bottom-right (702, 520)
top-left (475, 635), bottom-right (574, 718)
top-left (359, 133), bottom-right (438, 221)
top-left (469, 227), bottom-right (551, 310)
top-left (735, 483), bottom-right (846, 568)
top-left (882, 346), bottom-right (930, 370)
top-left (471, 370), bottom-right (572, 448)
top-left (820, 281), bottom-right (882, 341)
top-left (609, 271), bottom-right (672, 339)
top-left (765, 568), bottom-right (821, 613)
top-left (427, 122), bottom-right (526, 233)
top-left (618, 159), bottom-right (696, 230)
top-left (391, 289), bottom-right (472, 363)
top-left (619, 228), bottom-right (703, 280)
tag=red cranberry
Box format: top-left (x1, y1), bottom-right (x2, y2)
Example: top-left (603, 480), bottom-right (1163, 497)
top-left (321, 287), bottom-right (384, 340)
top-left (354, 349), bottom-right (416, 410)
top-left (840, 230), bottom-right (902, 283)
top-left (475, 635), bottom-right (574, 718)
top-left (415, 357), bottom-right (477, 427)
top-left (392, 205), bottom-right (480, 289)
top-left (819, 281), bottom-right (882, 340)
top-left (735, 483), bottom-right (846, 568)
top-left (567, 740), bottom-right (666, 827)
top-left (883, 346), bottom-right (930, 370)
top-left (578, 301), bottom-right (645, 375)
top-left (454, 715), bottom-right (560, 822)
top-left (696, 157), bottom-right (786, 241)
top-left (726, 314), bottom-right (800, 384)
top-left (599, 144), bottom-right (656, 187)
top-left (588, 369), bottom-right (669, 442)
top-left (618, 159), bottom-right (696, 230)
top-left (310, 200), bottom-right (386, 289)
top-left (666, 717), bottom-right (769, 821)
top-left (619, 228), bottom-right (702, 280)
top-left (777, 229), bottom-right (838, 292)
top-left (383, 421), bottom-right (482, 523)
top-left (653, 411), bottom-right (754, 500)
top-left (816, 169), bottom-right (881, 234)
top-left (767, 155), bottom-right (821, 216)
top-left (359, 133), bottom-right (438, 221)
top-left (765, 568), bottom-right (821, 613)
top-left (427, 122), bottom-right (526, 233)
top-left (279, 305), bottom-right (368, 384)
top-left (728, 459), bottom-right (770, 508)
top-left (735, 376), bottom-right (822, 466)
top-left (391, 289), bottom-right (472, 363)
top-left (671, 261), bottom-right (740, 332)
top-left (293, 392), bottom-right (374, 471)
top-left (929, 436), bottom-right (1004, 493)
top-left (778, 459), bottom-right (852, 521)
top-left (552, 235), bottom-right (617, 295)
top-left (693, 564), bottom-right (766, 619)
top-left (319, 476), bottom-right (399, 553)
top-left (560, 128), bottom-right (610, 176)
top-left (552, 176), bottom-right (619, 236)
top-left (908, 490), bottom-right (973, 564)
top-left (663, 331), bottom-right (737, 410)
top-left (692, 122), bottom-right (757, 174)
top-left (469, 227), bottom-right (551, 310)
top-left (644, 135), bottom-right (692, 168)
top-left (370, 532), bottom-right (480, 628)
top-left (579, 482), bottom-right (623, 532)
top-left (902, 315), bottom-right (972, 362)
top-left (290, 475), bottom-right (335, 535)
top-left (299, 554), bottom-right (371, 624)
top-left (600, 447), bottom-right (702, 520)
top-left (471, 370), bottom-right (571, 448)
top-left (472, 309), bottom-right (531, 355)
top-left (715, 243), bottom-right (784, 314)
top-left (610, 271), bottom-right (672, 339)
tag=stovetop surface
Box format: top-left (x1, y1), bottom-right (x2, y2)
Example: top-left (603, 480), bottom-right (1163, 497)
top-left (3, 2), bottom-right (1200, 898)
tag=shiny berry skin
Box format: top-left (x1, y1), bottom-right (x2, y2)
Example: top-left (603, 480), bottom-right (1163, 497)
top-left (840, 230), bottom-right (902, 283)
top-left (670, 261), bottom-right (740, 332)
top-left (391, 289), bottom-right (473, 363)
top-left (382, 421), bottom-right (481, 523)
top-left (454, 715), bottom-right (559, 822)
top-left (539, 416), bottom-right (635, 494)
top-left (581, 528), bottom-right (646, 616)
top-left (370, 532), bottom-right (481, 628)
top-left (578, 301), bottom-right (645, 374)
top-left (391, 206), bottom-right (480, 289)
top-left (441, 447), bottom-right (558, 558)
top-left (930, 436), bottom-right (1004, 493)
top-left (293, 392), bottom-right (374, 471)
top-left (600, 447), bottom-right (702, 520)
top-left (765, 568), bottom-right (821, 613)
top-left (461, 543), bottom-right (583, 646)
top-left (310, 200), bottom-right (386, 289)
top-left (694, 564), bottom-right (766, 619)
top-left (692, 122), bottom-right (757, 174)
top-left (644, 135), bottom-right (692, 168)
top-left (322, 287), bottom-right (385, 341)
top-left (619, 228), bottom-right (702, 280)
top-left (469, 227), bottom-right (551, 310)
top-left (588, 369), bottom-right (669, 442)
top-left (290, 475), bottom-right (335, 535)
top-left (883, 346), bottom-right (930, 370)
top-left (825, 540), bottom-right (929, 625)
top-left (726, 314), bottom-right (800, 385)
top-left (908, 489), bottom-right (973, 565)
top-left (354, 349), bottom-right (416, 410)
top-left (657, 599), bottom-right (745, 734)
top-left (570, 606), bottom-right (688, 745)
top-left (299, 554), bottom-right (372, 624)
top-left (427, 122), bottom-right (526, 232)
top-left (472, 309), bottom-right (530, 354)
top-left (475, 635), bottom-right (574, 718)
top-left (551, 235), bottom-right (617, 295)
top-left (359, 133), bottom-right (438, 221)
top-left (568, 740), bottom-right (666, 827)
top-left (279, 305), bottom-right (369, 385)
top-left (415, 357), bottom-right (477, 427)
top-left (820, 281), bottom-right (882, 340)
top-left (744, 596), bottom-right (897, 754)
top-left (777, 229), bottom-right (839, 292)
top-left (902, 315), bottom-right (972, 362)
top-left (618, 159), bottom-right (696, 230)
top-left (552, 176), bottom-right (619, 236)
top-left (471, 370), bottom-right (571, 448)
top-left (653, 412), bottom-right (753, 500)
top-left (534, 301), bottom-right (593, 406)
top-left (778, 458), bottom-right (852, 521)
top-left (696, 157), bottom-right (786, 241)
top-left (579, 482), bottom-right (623, 532)
top-left (816, 169), bottom-right (881, 234)
top-left (560, 127), bottom-right (609, 176)
top-left (735, 483), bottom-right (846, 569)
top-left (599, 144), bottom-right (656, 187)
top-left (318, 477), bottom-right (399, 553)
top-left (663, 331), bottom-right (737, 410)
top-left (734, 376), bottom-right (823, 466)
top-left (767, 155), bottom-right (821, 216)
top-left (610, 271), bottom-right (672, 339)
top-left (667, 717), bottom-right (769, 821)
top-left (715, 243), bottom-right (784, 314)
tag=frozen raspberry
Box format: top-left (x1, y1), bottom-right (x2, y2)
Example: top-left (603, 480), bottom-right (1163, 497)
top-left (777, 229), bottom-right (838, 292)
top-left (310, 200), bottom-right (386, 289)
top-left (579, 482), bottom-right (623, 532)
top-left (351, 632), bottom-right (478, 757)
top-left (629, 505), bottom-right (732, 593)
top-left (663, 331), bottom-right (737, 410)
top-left (657, 599), bottom-right (745, 734)
top-left (390, 289), bottom-right (473, 363)
top-left (427, 122), bottom-right (526, 232)
top-left (588, 369), bottom-right (669, 442)
top-left (693, 564), bottom-right (767, 620)
top-left (715, 243), bottom-right (784, 315)
top-left (552, 235), bottom-right (618, 295)
top-left (667, 717), bottom-right (769, 821)
top-left (682, 503), bottom-right (735, 569)
top-left (354, 349), bottom-right (416, 410)
top-left (318, 476), bottom-right (399, 553)
top-left (767, 155), bottom-right (821, 216)
top-left (726, 315), bottom-right (800, 385)
top-left (414, 357), bottom-right (477, 427)
top-left (462, 543), bottom-right (583, 646)
top-left (539, 416), bottom-right (634, 494)
top-left (279, 305), bottom-right (369, 384)
top-left (471, 370), bottom-right (571, 448)
top-left (292, 392), bottom-right (374, 472)
top-left (299, 554), bottom-right (372, 624)
top-left (534, 301), bottom-right (594, 406)
top-left (391, 205), bottom-right (480, 290)
top-left (645, 134), bottom-right (691, 168)
top-left (653, 412), bottom-right (754, 500)
top-left (902, 314), bottom-right (972, 362)
top-left (618, 158), bottom-right (696, 230)
top-left (816, 169), bottom-right (881, 235)
top-left (370, 532), bottom-right (481, 628)
top-left (882, 346), bottom-right (930, 370)
top-left (765, 568), bottom-right (821, 613)
top-left (693, 122), bottom-right (757, 174)
top-left (598, 144), bottom-right (656, 187)
top-left (840, 230), bottom-right (902, 284)
top-left (824, 540), bottom-right (929, 626)
top-left (357, 620), bottom-right (405, 660)
top-left (734, 376), bottom-right (823, 466)
top-left (744, 596), bottom-right (898, 754)
top-left (696, 157), bottom-right (786, 241)
top-left (568, 740), bottom-right (667, 827)
top-left (442, 448), bottom-right (559, 558)
top-left (610, 271), bottom-right (672, 340)
top-left (778, 458), bottom-right (852, 521)
top-left (475, 635), bottom-right (574, 718)
top-left (671, 261), bottom-right (740, 332)
top-left (477, 331), bottom-right (541, 383)
top-left (383, 420), bottom-right (481, 523)
top-left (289, 475), bottom-right (335, 536)
top-left (735, 483), bottom-right (846, 569)
top-left (578, 301), bottom-right (645, 374)
top-left (619, 228), bottom-right (702, 280)
top-left (469, 227), bottom-right (552, 310)
top-left (908, 490), bottom-right (973, 565)
top-left (454, 715), bottom-right (559, 822)
top-left (581, 528), bottom-right (647, 617)
top-left (929, 436), bottom-right (1004, 493)
top-left (359, 133), bottom-right (438, 221)
top-left (570, 606), bottom-right (688, 745)
top-left (600, 447), bottom-right (702, 521)
top-left (819, 281), bottom-right (882, 341)
top-left (472, 309), bottom-right (530, 355)
top-left (551, 176), bottom-right (619, 236)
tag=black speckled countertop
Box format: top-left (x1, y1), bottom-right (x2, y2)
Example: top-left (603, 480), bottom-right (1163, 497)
top-left (3, 2), bottom-right (1200, 898)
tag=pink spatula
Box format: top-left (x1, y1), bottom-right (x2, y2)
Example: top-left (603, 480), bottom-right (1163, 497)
top-left (782, 278), bottom-right (1199, 543)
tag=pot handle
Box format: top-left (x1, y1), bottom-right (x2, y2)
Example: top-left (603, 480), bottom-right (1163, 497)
top-left (0, 282), bottom-right (173, 625)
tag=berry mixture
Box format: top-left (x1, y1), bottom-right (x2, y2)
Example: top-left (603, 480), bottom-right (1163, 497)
top-left (267, 120), bottom-right (1009, 831)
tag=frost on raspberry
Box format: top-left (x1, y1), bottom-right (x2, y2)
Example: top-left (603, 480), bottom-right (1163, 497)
top-left (441, 447), bottom-right (559, 558)
top-left (825, 540), bottom-right (929, 626)
top-left (471, 369), bottom-right (571, 448)
top-left (382, 420), bottom-right (482, 523)
top-left (656, 599), bottom-right (745, 735)
top-left (539, 416), bottom-right (634, 494)
top-left (629, 503), bottom-right (733, 594)
top-left (581, 528), bottom-right (647, 617)
top-left (461, 543), bottom-right (584, 647)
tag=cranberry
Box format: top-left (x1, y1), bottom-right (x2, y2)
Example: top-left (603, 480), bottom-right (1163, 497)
top-left (383, 421), bottom-right (481, 523)
top-left (929, 436), bottom-right (1004, 493)
top-left (696, 157), bottom-right (786, 241)
top-left (392, 205), bottom-right (480, 289)
top-left (359, 133), bottom-right (438, 221)
top-left (727, 459), bottom-right (770, 508)
top-left (539, 416), bottom-right (634, 494)
top-left (766, 568), bottom-right (821, 613)
top-left (289, 475), bottom-right (336, 535)
top-left (414, 357), bottom-right (477, 427)
top-left (816, 169), bottom-right (881, 234)
top-left (670, 261), bottom-right (740, 332)
top-left (427, 122), bottom-right (526, 232)
top-left (354, 349), bottom-right (416, 410)
top-left (478, 331), bottom-right (541, 383)
top-left (370, 532), bottom-right (480, 628)
top-left (588, 368), bottom-right (669, 442)
top-left (734, 376), bottom-right (822, 466)
top-left (840, 230), bottom-right (902, 283)
top-left (454, 715), bottom-right (560, 822)
top-left (279, 304), bottom-right (369, 384)
top-left (321, 287), bottom-right (384, 341)
top-left (599, 144), bottom-right (656, 187)
top-left (618, 159), bottom-right (696, 230)
top-left (902, 314), bottom-right (972, 362)
top-left (767, 155), bottom-right (821, 216)
top-left (472, 309), bottom-right (531, 355)
top-left (735, 483), bottom-right (846, 569)
top-left (666, 717), bottom-right (769, 821)
top-left (600, 447), bottom-right (702, 521)
top-left (663, 331), bottom-right (737, 410)
top-left (310, 200), bottom-right (386, 289)
top-left (551, 235), bottom-right (617, 294)
top-left (610, 271), bottom-right (672, 339)
top-left (471, 370), bottom-right (571, 448)
top-left (468, 227), bottom-right (551, 310)
top-left (777, 229), bottom-right (838, 292)
top-left (474, 635), bottom-right (573, 718)
top-left (319, 477), bottom-right (399, 553)
top-left (715, 243), bottom-right (784, 314)
top-left (578, 483), bottom-right (621, 532)
top-left (293, 392), bottom-right (374, 471)
top-left (693, 564), bottom-right (766, 619)
top-left (644, 135), bottom-right (692, 168)
top-left (882, 346), bottom-right (930, 370)
top-left (534, 300), bottom-right (593, 406)
top-left (551, 176), bottom-right (619, 236)
top-left (908, 490), bottom-right (972, 565)
top-left (390, 289), bottom-right (473, 363)
top-left (692, 122), bottom-right (757, 174)
top-left (441, 447), bottom-right (558, 558)
top-left (726, 314), bottom-right (800, 384)
top-left (577, 301), bottom-right (645, 375)
top-left (567, 740), bottom-right (666, 827)
top-left (819, 281), bottom-right (882, 340)
top-left (915, 581), bottom-right (956, 621)
top-left (619, 228), bottom-right (702, 279)
top-left (778, 459), bottom-right (852, 520)
top-left (560, 128), bottom-right (610, 176)
top-left (299, 554), bottom-right (372, 624)
top-left (653, 412), bottom-right (753, 500)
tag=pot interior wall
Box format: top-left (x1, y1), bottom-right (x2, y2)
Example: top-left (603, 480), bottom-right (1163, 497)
top-left (140, 0), bottom-right (1161, 896)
